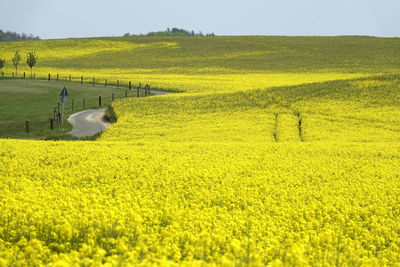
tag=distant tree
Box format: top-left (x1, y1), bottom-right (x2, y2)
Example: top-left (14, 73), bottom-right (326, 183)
top-left (0, 30), bottom-right (40, 42)
top-left (26, 51), bottom-right (38, 77)
top-left (0, 30), bottom-right (5, 41)
top-left (12, 51), bottom-right (22, 77)
top-left (123, 33), bottom-right (131, 37)
top-left (0, 58), bottom-right (5, 73)
top-left (144, 28), bottom-right (215, 37)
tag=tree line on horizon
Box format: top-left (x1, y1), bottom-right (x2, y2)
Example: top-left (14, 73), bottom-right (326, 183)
top-left (124, 27), bottom-right (215, 37)
top-left (0, 30), bottom-right (40, 42)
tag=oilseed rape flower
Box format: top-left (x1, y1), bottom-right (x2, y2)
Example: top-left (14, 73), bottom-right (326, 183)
top-left (1, 141), bottom-right (400, 265)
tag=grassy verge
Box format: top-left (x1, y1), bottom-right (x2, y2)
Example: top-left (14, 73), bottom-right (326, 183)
top-left (44, 132), bottom-right (102, 141)
top-left (104, 105), bottom-right (117, 123)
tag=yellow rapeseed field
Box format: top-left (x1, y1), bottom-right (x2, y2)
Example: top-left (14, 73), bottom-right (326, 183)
top-left (1, 140), bottom-right (400, 266)
top-left (1, 36), bottom-right (400, 265)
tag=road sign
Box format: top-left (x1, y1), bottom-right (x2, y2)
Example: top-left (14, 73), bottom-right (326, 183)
top-left (60, 87), bottom-right (68, 103)
top-left (59, 87), bottom-right (69, 124)
top-left (60, 95), bottom-right (67, 103)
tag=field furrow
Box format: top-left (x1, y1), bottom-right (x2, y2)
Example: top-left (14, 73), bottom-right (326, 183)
top-left (275, 113), bottom-right (302, 142)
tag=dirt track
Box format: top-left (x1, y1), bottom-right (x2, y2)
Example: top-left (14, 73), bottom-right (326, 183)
top-left (67, 108), bottom-right (110, 137)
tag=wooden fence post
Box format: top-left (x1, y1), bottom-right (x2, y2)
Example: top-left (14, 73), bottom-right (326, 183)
top-left (50, 118), bottom-right (54, 130)
top-left (148, 85), bottom-right (151, 95)
top-left (23, 72), bottom-right (26, 79)
top-left (117, 80), bottom-right (119, 88)
top-left (81, 76), bottom-right (83, 84)
top-left (69, 75), bottom-right (71, 82)
top-left (83, 98), bottom-right (86, 109)
top-left (48, 73), bottom-right (50, 81)
top-left (54, 107), bottom-right (57, 121)
top-left (58, 102), bottom-right (60, 114)
top-left (144, 84), bottom-right (148, 96)
top-left (25, 121), bottom-right (30, 133)
top-left (137, 83), bottom-right (140, 97)
top-left (2, 72), bottom-right (4, 77)
top-left (72, 99), bottom-right (74, 111)
top-left (129, 81), bottom-right (131, 90)
top-left (99, 96), bottom-right (102, 106)
top-left (105, 78), bottom-right (107, 87)
top-left (57, 74), bottom-right (59, 81)
top-left (112, 92), bottom-right (115, 101)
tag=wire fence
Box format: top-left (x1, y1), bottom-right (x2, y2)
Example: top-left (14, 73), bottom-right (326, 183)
top-left (0, 71), bottom-right (152, 93)
top-left (0, 70), bottom-right (153, 135)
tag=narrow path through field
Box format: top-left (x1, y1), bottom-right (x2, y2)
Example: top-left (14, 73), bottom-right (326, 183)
top-left (68, 108), bottom-right (110, 137)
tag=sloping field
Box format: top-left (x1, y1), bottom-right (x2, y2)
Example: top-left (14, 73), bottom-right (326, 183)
top-left (102, 75), bottom-right (400, 143)
top-left (1, 36), bottom-right (400, 265)
top-left (2, 36), bottom-right (400, 91)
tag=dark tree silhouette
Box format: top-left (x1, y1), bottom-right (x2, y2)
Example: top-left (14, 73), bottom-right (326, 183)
top-left (0, 29), bottom-right (40, 41)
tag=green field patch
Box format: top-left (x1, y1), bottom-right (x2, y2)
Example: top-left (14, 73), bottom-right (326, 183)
top-left (0, 79), bottom-right (128, 139)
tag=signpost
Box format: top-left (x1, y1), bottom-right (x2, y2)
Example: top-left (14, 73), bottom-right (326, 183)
top-left (60, 87), bottom-right (68, 124)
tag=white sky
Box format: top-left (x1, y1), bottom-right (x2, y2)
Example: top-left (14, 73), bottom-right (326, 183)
top-left (0, 0), bottom-right (399, 39)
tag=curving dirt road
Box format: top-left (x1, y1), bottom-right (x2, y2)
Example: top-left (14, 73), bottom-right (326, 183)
top-left (67, 108), bottom-right (111, 137)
